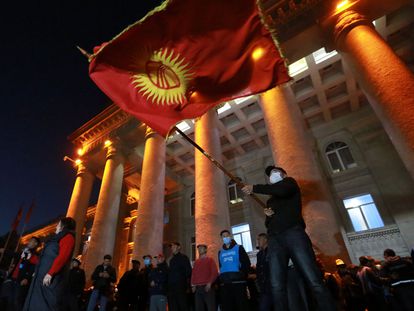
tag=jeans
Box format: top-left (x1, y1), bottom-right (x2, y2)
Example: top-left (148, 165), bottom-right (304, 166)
top-left (268, 226), bottom-right (336, 311)
top-left (87, 289), bottom-right (108, 311)
top-left (149, 295), bottom-right (167, 311)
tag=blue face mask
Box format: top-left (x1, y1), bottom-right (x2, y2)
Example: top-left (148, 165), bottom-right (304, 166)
top-left (223, 237), bottom-right (232, 245)
top-left (144, 258), bottom-right (151, 266)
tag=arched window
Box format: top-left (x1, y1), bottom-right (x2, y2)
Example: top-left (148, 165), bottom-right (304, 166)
top-left (228, 178), bottom-right (243, 204)
top-left (325, 142), bottom-right (356, 173)
top-left (190, 192), bottom-right (195, 216)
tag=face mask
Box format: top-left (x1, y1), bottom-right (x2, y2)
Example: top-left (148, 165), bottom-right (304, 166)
top-left (223, 237), bottom-right (231, 245)
top-left (144, 258), bottom-right (151, 266)
top-left (269, 172), bottom-right (283, 184)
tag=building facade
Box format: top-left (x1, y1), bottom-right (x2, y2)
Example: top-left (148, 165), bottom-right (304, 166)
top-left (22, 0), bottom-right (414, 279)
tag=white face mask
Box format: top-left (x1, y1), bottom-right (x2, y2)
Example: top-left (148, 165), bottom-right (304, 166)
top-left (269, 171), bottom-right (283, 184)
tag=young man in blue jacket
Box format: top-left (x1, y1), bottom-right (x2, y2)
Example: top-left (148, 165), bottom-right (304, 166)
top-left (218, 229), bottom-right (251, 311)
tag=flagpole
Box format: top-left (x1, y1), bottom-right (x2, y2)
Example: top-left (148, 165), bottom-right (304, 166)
top-left (13, 223), bottom-right (27, 254)
top-left (174, 126), bottom-right (267, 209)
top-left (13, 200), bottom-right (34, 256)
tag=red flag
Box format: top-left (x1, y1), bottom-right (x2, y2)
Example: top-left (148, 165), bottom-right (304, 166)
top-left (24, 201), bottom-right (35, 224)
top-left (89, 0), bottom-right (290, 137)
top-left (11, 207), bottom-right (23, 231)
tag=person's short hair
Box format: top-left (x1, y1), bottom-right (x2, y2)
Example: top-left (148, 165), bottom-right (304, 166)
top-left (359, 256), bottom-right (370, 266)
top-left (30, 236), bottom-right (41, 245)
top-left (72, 258), bottom-right (81, 265)
top-left (197, 244), bottom-right (207, 249)
top-left (170, 242), bottom-right (181, 247)
top-left (220, 229), bottom-right (231, 237)
top-left (60, 217), bottom-right (76, 231)
top-left (257, 233), bottom-right (268, 239)
top-left (265, 166), bottom-right (287, 177)
top-left (384, 248), bottom-right (396, 257)
top-left (103, 254), bottom-right (112, 260)
top-left (143, 254), bottom-right (152, 259)
top-left (131, 259), bottom-right (141, 265)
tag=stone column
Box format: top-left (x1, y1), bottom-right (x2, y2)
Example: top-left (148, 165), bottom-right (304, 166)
top-left (66, 162), bottom-right (95, 256)
top-left (195, 110), bottom-right (230, 262)
top-left (329, 9), bottom-right (414, 179)
top-left (260, 85), bottom-right (349, 264)
top-left (132, 128), bottom-right (166, 258)
top-left (84, 142), bottom-right (125, 277)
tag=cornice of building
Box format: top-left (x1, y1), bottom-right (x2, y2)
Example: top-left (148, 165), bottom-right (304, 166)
top-left (68, 104), bottom-right (137, 154)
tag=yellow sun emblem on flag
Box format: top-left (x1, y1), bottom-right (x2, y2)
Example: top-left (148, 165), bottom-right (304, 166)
top-left (132, 48), bottom-right (193, 106)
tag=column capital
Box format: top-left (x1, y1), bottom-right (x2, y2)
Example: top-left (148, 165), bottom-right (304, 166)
top-left (145, 126), bottom-right (160, 140)
top-left (320, 5), bottom-right (373, 50)
top-left (105, 141), bottom-right (125, 161)
top-left (333, 10), bottom-right (372, 47)
top-left (75, 161), bottom-right (93, 177)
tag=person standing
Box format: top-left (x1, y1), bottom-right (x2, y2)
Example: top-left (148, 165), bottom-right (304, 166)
top-left (23, 217), bottom-right (76, 311)
top-left (7, 236), bottom-right (40, 311)
top-left (148, 255), bottom-right (168, 311)
top-left (380, 249), bottom-right (414, 311)
top-left (64, 258), bottom-right (85, 311)
top-left (168, 242), bottom-right (192, 311)
top-left (218, 229), bottom-right (251, 311)
top-left (256, 233), bottom-right (272, 311)
top-left (86, 254), bottom-right (117, 311)
top-left (117, 259), bottom-right (144, 311)
top-left (191, 244), bottom-right (218, 311)
top-left (357, 256), bottom-right (385, 311)
top-left (242, 166), bottom-right (336, 311)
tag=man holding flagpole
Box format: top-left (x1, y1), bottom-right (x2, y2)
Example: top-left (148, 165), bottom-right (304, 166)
top-left (242, 166), bottom-right (336, 311)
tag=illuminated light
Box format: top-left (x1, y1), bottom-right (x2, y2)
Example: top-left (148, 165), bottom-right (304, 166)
top-left (234, 95), bottom-right (254, 105)
top-left (75, 159), bottom-right (82, 165)
top-left (104, 140), bottom-right (112, 147)
top-left (252, 47), bottom-right (265, 61)
top-left (190, 91), bottom-right (198, 99)
top-left (217, 103), bottom-right (231, 114)
top-left (288, 58), bottom-right (308, 76)
top-left (336, 0), bottom-right (349, 10)
top-left (77, 148), bottom-right (84, 156)
top-left (176, 121), bottom-right (191, 132)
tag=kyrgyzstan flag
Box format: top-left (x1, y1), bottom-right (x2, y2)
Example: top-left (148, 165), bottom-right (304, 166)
top-left (89, 0), bottom-right (290, 137)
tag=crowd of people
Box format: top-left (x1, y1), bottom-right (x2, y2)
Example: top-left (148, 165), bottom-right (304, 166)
top-left (0, 166), bottom-right (413, 311)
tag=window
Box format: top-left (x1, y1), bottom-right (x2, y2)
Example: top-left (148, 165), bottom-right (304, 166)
top-left (191, 236), bottom-right (196, 261)
top-left (231, 223), bottom-right (253, 252)
top-left (228, 178), bottom-right (243, 204)
top-left (325, 142), bottom-right (357, 173)
top-left (190, 192), bottom-right (195, 216)
top-left (343, 194), bottom-right (384, 232)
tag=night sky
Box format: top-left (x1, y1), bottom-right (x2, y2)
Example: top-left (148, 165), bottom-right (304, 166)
top-left (1, 1), bottom-right (162, 236)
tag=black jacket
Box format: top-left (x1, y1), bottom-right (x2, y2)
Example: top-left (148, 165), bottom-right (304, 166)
top-left (256, 247), bottom-right (271, 293)
top-left (91, 264), bottom-right (117, 295)
top-left (218, 240), bottom-right (251, 284)
top-left (68, 267), bottom-right (85, 296)
top-left (148, 263), bottom-right (169, 296)
top-left (118, 268), bottom-right (146, 303)
top-left (168, 252), bottom-right (192, 288)
top-left (253, 177), bottom-right (305, 234)
top-left (380, 256), bottom-right (414, 285)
